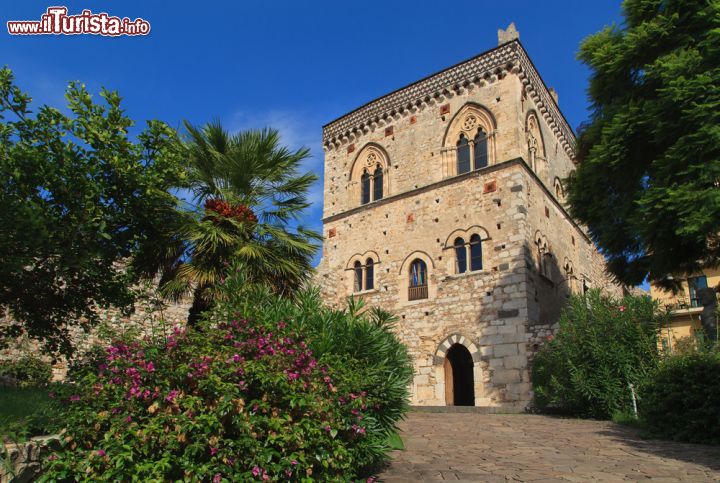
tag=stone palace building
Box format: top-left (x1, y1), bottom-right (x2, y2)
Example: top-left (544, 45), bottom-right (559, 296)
top-left (315, 25), bottom-right (621, 409)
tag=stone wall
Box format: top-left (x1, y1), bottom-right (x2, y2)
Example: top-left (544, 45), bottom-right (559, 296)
top-left (1, 435), bottom-right (59, 483)
top-left (0, 287), bottom-right (190, 381)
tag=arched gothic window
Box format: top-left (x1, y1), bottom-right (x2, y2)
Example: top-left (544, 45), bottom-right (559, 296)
top-left (469, 234), bottom-right (483, 271)
top-left (353, 261), bottom-right (363, 292)
top-left (457, 134), bottom-right (471, 174)
top-left (372, 165), bottom-right (384, 202)
top-left (526, 114), bottom-right (545, 174)
top-left (473, 129), bottom-right (488, 169)
top-left (443, 107), bottom-right (495, 177)
top-left (360, 171), bottom-right (371, 205)
top-left (365, 258), bottom-right (375, 290)
top-left (409, 259), bottom-right (428, 300)
top-left (353, 146), bottom-right (389, 207)
top-left (352, 258), bottom-right (377, 293)
top-left (554, 178), bottom-right (564, 202)
top-left (453, 234), bottom-right (484, 274)
top-left (454, 237), bottom-right (467, 274)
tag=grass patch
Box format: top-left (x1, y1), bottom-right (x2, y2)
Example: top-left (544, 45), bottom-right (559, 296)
top-left (611, 409), bottom-right (645, 429)
top-left (0, 385), bottom-right (56, 441)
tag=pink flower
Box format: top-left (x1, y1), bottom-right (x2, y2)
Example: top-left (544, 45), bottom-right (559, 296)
top-left (213, 473), bottom-right (222, 483)
top-left (252, 466), bottom-right (261, 477)
top-left (125, 415), bottom-right (132, 423)
top-left (165, 390), bottom-right (180, 403)
top-left (210, 447), bottom-right (218, 456)
top-left (69, 394), bottom-right (81, 402)
top-left (232, 354), bottom-right (241, 362)
top-left (619, 305), bottom-right (626, 312)
top-left (97, 449), bottom-right (106, 457)
top-left (146, 361), bottom-right (155, 372)
top-left (291, 460), bottom-right (298, 465)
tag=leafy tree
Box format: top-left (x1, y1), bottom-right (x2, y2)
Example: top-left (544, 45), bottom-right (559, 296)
top-left (0, 67), bottom-right (185, 357)
top-left (155, 122), bottom-right (321, 324)
top-left (567, 0), bottom-right (720, 288)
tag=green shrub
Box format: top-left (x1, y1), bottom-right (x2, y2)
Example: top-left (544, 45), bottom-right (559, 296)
top-left (642, 351), bottom-right (720, 444)
top-left (0, 386), bottom-right (57, 440)
top-left (42, 273), bottom-right (412, 481)
top-left (0, 355), bottom-right (53, 387)
top-left (66, 345), bottom-right (108, 383)
top-left (532, 290), bottom-right (662, 419)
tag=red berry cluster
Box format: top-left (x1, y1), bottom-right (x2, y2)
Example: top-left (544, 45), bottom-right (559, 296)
top-left (204, 198), bottom-right (258, 224)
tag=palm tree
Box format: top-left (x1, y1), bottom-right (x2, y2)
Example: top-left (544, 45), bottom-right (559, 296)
top-left (157, 121), bottom-right (321, 324)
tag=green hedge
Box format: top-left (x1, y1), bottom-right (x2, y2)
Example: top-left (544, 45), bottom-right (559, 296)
top-left (532, 290), bottom-right (662, 419)
top-left (641, 351), bottom-right (720, 444)
top-left (0, 354), bottom-right (53, 387)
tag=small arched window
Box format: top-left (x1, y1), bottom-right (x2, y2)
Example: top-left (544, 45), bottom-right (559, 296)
top-left (564, 262), bottom-right (574, 294)
top-left (360, 171), bottom-right (371, 205)
top-left (457, 134), bottom-right (471, 174)
top-left (372, 165), bottom-right (383, 201)
top-left (454, 237), bottom-right (467, 274)
top-left (473, 129), bottom-right (488, 169)
top-left (365, 258), bottom-right (375, 290)
top-left (409, 259), bottom-right (428, 300)
top-left (353, 261), bottom-right (363, 292)
top-left (469, 234), bottom-right (483, 271)
top-left (554, 179), bottom-right (564, 202)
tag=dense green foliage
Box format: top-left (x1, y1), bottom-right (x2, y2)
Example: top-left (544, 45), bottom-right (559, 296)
top-left (42, 272), bottom-right (412, 481)
top-left (0, 67), bottom-right (185, 356)
top-left (567, 0), bottom-right (720, 287)
top-left (0, 354), bottom-right (52, 387)
top-left (156, 122), bottom-right (321, 324)
top-left (0, 386), bottom-right (56, 441)
top-left (532, 291), bottom-right (662, 419)
top-left (642, 351), bottom-right (720, 444)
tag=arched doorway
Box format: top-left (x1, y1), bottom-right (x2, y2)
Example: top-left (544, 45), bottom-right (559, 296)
top-left (444, 343), bottom-right (475, 406)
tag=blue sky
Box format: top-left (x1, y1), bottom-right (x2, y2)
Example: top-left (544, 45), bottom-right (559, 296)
top-left (2, 1), bottom-right (624, 266)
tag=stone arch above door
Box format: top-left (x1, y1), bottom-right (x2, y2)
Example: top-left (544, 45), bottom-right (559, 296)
top-left (433, 333), bottom-right (480, 365)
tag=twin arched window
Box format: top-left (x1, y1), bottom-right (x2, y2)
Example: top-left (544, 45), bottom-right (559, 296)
top-left (353, 258), bottom-right (375, 292)
top-left (453, 235), bottom-right (483, 273)
top-left (408, 259), bottom-right (428, 300)
top-left (361, 165), bottom-right (384, 205)
top-left (456, 129), bottom-right (489, 175)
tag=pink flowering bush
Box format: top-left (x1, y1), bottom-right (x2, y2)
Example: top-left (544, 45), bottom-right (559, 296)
top-left (42, 272), bottom-right (412, 481)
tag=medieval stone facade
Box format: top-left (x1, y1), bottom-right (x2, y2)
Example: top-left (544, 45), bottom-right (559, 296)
top-left (315, 27), bottom-right (621, 409)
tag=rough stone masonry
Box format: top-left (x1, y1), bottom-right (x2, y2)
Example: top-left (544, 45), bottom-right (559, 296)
top-left (314, 25), bottom-right (622, 409)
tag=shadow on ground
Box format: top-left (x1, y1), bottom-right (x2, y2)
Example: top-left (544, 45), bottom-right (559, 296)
top-left (598, 424), bottom-right (720, 473)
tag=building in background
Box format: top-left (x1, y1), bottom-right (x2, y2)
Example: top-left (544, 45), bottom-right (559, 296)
top-left (650, 269), bottom-right (719, 351)
top-left (315, 25), bottom-right (622, 409)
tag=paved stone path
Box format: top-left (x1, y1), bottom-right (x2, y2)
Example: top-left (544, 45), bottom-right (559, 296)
top-left (381, 413), bottom-right (720, 482)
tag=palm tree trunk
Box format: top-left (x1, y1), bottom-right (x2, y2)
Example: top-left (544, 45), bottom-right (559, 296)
top-left (187, 287), bottom-right (211, 327)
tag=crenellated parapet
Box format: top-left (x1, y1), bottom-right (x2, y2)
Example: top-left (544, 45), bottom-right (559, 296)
top-left (322, 40), bottom-right (576, 160)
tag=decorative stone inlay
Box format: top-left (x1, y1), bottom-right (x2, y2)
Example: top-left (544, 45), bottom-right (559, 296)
top-left (461, 115), bottom-right (478, 132)
top-left (434, 333), bottom-right (481, 365)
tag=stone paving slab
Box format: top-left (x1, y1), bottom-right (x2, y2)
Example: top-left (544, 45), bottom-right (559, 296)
top-left (380, 413), bottom-right (720, 482)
